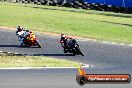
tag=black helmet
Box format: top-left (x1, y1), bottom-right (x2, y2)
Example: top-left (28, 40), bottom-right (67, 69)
top-left (17, 26), bottom-right (23, 32)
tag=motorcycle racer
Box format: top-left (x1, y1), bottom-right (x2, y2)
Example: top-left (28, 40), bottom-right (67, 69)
top-left (25, 31), bottom-right (36, 41)
top-left (60, 34), bottom-right (77, 53)
top-left (16, 26), bottom-right (30, 46)
top-left (60, 33), bottom-right (84, 56)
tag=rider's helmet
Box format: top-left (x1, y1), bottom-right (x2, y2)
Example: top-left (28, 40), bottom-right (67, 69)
top-left (17, 26), bottom-right (23, 32)
top-left (61, 33), bottom-right (65, 38)
top-left (29, 31), bottom-right (34, 35)
top-left (29, 31), bottom-right (32, 34)
top-left (61, 34), bottom-right (66, 39)
top-left (26, 30), bottom-right (30, 32)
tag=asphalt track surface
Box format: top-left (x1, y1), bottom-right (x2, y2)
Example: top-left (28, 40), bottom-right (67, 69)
top-left (0, 28), bottom-right (132, 88)
top-left (0, 68), bottom-right (131, 88)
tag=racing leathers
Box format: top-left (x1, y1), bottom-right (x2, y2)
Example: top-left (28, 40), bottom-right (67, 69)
top-left (60, 36), bottom-right (77, 53)
top-left (16, 29), bottom-right (30, 46)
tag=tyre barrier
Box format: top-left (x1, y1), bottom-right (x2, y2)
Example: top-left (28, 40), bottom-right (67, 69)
top-left (0, 0), bottom-right (132, 14)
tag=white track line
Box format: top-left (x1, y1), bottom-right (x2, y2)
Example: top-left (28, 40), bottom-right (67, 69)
top-left (128, 44), bottom-right (132, 46)
top-left (78, 38), bottom-right (131, 47)
top-left (0, 30), bottom-right (6, 32)
top-left (102, 41), bottom-right (110, 44)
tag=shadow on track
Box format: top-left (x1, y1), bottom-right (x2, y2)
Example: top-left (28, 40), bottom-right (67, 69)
top-left (19, 46), bottom-right (41, 48)
top-left (32, 54), bottom-right (75, 56)
top-left (0, 45), bottom-right (41, 48)
top-left (0, 45), bottom-right (19, 48)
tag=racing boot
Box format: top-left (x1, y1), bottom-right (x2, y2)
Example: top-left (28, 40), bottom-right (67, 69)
top-left (20, 43), bottom-right (25, 47)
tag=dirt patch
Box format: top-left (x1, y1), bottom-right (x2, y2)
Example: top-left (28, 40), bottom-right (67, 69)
top-left (0, 26), bottom-right (95, 41)
top-left (0, 26), bottom-right (16, 31)
top-left (0, 52), bottom-right (21, 56)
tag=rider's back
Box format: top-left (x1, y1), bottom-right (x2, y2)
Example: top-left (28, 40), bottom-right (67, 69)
top-left (16, 30), bottom-right (26, 38)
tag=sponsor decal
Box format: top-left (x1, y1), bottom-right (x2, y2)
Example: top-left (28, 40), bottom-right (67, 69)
top-left (76, 65), bottom-right (131, 85)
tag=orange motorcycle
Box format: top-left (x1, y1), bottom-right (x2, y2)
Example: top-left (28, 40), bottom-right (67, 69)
top-left (23, 33), bottom-right (41, 48)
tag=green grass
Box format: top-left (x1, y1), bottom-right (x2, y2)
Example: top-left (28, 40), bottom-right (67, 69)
top-left (0, 2), bottom-right (132, 43)
top-left (0, 56), bottom-right (80, 67)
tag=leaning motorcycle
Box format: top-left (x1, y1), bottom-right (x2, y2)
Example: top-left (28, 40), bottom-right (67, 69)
top-left (60, 39), bottom-right (84, 56)
top-left (23, 33), bottom-right (41, 48)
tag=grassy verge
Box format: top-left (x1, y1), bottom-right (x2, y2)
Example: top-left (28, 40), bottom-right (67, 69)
top-left (0, 2), bottom-right (132, 43)
top-left (0, 56), bottom-right (80, 67)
